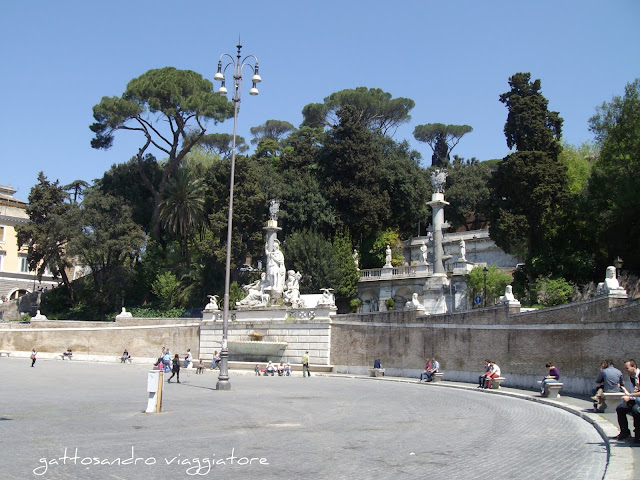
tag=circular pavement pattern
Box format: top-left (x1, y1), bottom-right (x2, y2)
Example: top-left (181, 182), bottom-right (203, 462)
top-left (0, 359), bottom-right (607, 479)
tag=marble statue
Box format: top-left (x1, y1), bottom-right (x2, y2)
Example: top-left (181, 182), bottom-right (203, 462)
top-left (430, 168), bottom-right (447, 193)
top-left (385, 245), bottom-right (392, 267)
top-left (205, 295), bottom-right (219, 311)
top-left (269, 199), bottom-right (280, 221)
top-left (459, 239), bottom-right (466, 261)
top-left (404, 293), bottom-right (425, 311)
top-left (118, 307), bottom-right (132, 317)
top-left (353, 249), bottom-right (359, 270)
top-left (597, 266), bottom-right (627, 296)
top-left (317, 288), bottom-right (336, 307)
top-left (498, 285), bottom-right (516, 303)
top-left (284, 270), bottom-right (304, 308)
top-left (420, 241), bottom-right (429, 265)
top-left (265, 239), bottom-right (286, 292)
top-left (237, 273), bottom-right (270, 307)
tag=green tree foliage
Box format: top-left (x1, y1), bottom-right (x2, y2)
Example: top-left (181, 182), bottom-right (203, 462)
top-left (487, 73), bottom-right (570, 280)
top-left (301, 87), bottom-right (415, 136)
top-left (250, 119), bottom-right (296, 145)
top-left (283, 230), bottom-right (338, 294)
top-left (413, 123), bottom-right (473, 167)
top-left (377, 137), bottom-right (429, 238)
top-left (277, 170), bottom-right (336, 237)
top-left (151, 271), bottom-right (180, 308)
top-left (16, 172), bottom-right (78, 305)
top-left (157, 168), bottom-right (207, 263)
top-left (279, 126), bottom-right (324, 172)
top-left (445, 156), bottom-right (493, 231)
top-left (63, 180), bottom-right (89, 204)
top-left (67, 189), bottom-right (146, 320)
top-left (318, 105), bottom-right (390, 238)
top-left (532, 276), bottom-right (573, 307)
top-left (96, 155), bottom-right (161, 234)
top-left (332, 229), bottom-right (359, 303)
top-left (558, 141), bottom-right (597, 195)
top-left (500, 73), bottom-right (563, 156)
top-left (190, 132), bottom-right (249, 158)
top-left (588, 78), bottom-right (640, 272)
top-left (466, 265), bottom-right (513, 306)
top-left (90, 67), bottom-right (234, 236)
top-left (366, 228), bottom-right (404, 268)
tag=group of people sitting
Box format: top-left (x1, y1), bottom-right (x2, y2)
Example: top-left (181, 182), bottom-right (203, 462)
top-left (478, 360), bottom-right (501, 389)
top-left (256, 361), bottom-right (292, 376)
top-left (419, 357), bottom-right (440, 382)
top-left (591, 359), bottom-right (640, 442)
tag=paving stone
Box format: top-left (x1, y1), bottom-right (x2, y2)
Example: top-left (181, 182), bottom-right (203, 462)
top-left (0, 359), bottom-right (608, 479)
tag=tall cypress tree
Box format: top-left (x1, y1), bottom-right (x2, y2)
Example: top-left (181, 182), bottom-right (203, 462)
top-left (487, 73), bottom-right (570, 279)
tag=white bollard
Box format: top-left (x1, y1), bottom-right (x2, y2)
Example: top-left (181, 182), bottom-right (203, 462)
top-left (145, 370), bottom-right (163, 413)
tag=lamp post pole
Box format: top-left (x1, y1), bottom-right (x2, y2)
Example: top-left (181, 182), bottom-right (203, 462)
top-left (213, 42), bottom-right (261, 391)
top-left (483, 266), bottom-right (488, 308)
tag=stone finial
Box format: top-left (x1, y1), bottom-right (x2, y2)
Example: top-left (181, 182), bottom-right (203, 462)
top-left (117, 307), bottom-right (133, 318)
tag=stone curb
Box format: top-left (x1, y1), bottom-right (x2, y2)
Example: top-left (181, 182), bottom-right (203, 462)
top-left (318, 373), bottom-right (633, 480)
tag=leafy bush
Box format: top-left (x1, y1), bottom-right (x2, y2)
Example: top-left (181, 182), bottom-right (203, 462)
top-left (151, 271), bottom-right (180, 308)
top-left (532, 277), bottom-right (573, 307)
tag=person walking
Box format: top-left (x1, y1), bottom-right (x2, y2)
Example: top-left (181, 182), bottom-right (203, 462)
top-left (302, 351), bottom-right (310, 377)
top-left (167, 353), bottom-right (181, 383)
top-left (30, 348), bottom-right (37, 367)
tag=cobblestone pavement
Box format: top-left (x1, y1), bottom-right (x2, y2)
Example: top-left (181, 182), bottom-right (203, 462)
top-left (0, 359), bottom-right (608, 480)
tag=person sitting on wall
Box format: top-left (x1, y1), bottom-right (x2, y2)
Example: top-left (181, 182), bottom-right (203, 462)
top-left (424, 358), bottom-right (440, 382)
top-left (540, 362), bottom-right (560, 396)
top-left (277, 362), bottom-right (285, 376)
top-left (120, 349), bottom-right (131, 363)
top-left (284, 362), bottom-right (292, 376)
top-left (197, 359), bottom-right (205, 374)
top-left (483, 361), bottom-right (501, 389)
top-left (419, 358), bottom-right (432, 382)
top-left (373, 358), bottom-right (385, 376)
top-left (63, 348), bottom-right (73, 359)
top-left (210, 351), bottom-right (221, 370)
top-left (614, 360), bottom-right (640, 441)
top-left (478, 360), bottom-right (491, 388)
top-left (265, 361), bottom-right (276, 376)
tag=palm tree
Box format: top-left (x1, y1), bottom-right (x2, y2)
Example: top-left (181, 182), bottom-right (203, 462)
top-left (157, 169), bottom-right (207, 263)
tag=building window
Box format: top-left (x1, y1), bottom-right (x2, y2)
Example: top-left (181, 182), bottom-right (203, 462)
top-left (0, 251), bottom-right (4, 271)
top-left (19, 255), bottom-right (29, 273)
top-left (0, 226), bottom-right (5, 243)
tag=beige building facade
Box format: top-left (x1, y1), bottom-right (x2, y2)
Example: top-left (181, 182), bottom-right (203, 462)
top-left (0, 185), bottom-right (57, 301)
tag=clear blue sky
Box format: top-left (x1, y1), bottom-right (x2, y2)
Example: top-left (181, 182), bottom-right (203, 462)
top-left (2, 1), bottom-right (638, 201)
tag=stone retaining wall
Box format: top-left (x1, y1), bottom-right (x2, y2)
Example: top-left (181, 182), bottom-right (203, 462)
top-left (330, 296), bottom-right (640, 394)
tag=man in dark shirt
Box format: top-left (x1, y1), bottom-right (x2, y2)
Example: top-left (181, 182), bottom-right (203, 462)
top-left (615, 360), bottom-right (640, 441)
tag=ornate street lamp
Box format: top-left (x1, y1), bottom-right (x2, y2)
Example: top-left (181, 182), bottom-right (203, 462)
top-left (613, 256), bottom-right (623, 279)
top-left (483, 266), bottom-right (488, 308)
top-left (213, 41), bottom-right (261, 391)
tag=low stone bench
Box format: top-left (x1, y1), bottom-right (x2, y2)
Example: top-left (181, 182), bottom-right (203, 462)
top-left (596, 392), bottom-right (626, 412)
top-left (432, 372), bottom-right (444, 383)
top-left (0, 351), bottom-right (11, 357)
top-left (369, 368), bottom-right (385, 377)
top-left (488, 377), bottom-right (505, 389)
top-left (538, 380), bottom-right (563, 398)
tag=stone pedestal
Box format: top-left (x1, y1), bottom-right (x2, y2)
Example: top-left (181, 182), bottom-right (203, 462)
top-left (422, 273), bottom-right (450, 314)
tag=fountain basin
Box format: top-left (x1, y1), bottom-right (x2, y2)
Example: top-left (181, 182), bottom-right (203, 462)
top-left (227, 340), bottom-right (288, 361)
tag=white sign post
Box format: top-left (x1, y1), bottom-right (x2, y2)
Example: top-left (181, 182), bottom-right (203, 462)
top-left (145, 370), bottom-right (163, 413)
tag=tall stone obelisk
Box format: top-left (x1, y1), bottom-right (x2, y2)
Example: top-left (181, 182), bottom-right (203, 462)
top-left (422, 169), bottom-right (450, 314)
